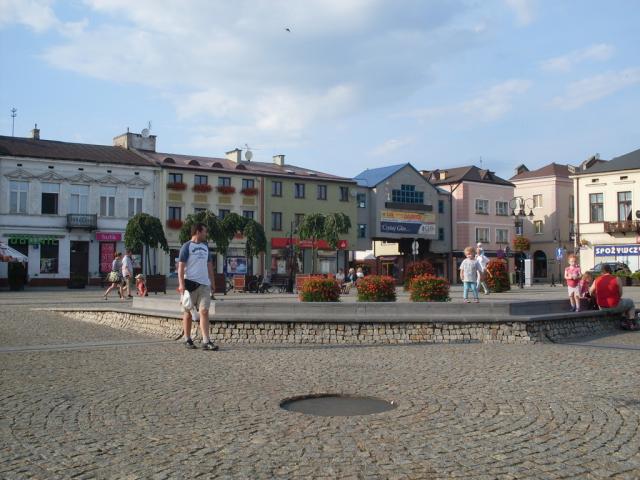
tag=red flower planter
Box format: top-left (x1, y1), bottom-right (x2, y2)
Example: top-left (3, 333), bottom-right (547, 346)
top-left (512, 236), bottom-right (530, 251)
top-left (240, 187), bottom-right (259, 196)
top-left (192, 184), bottom-right (212, 193)
top-left (166, 219), bottom-right (183, 229)
top-left (167, 182), bottom-right (187, 191)
top-left (217, 185), bottom-right (236, 194)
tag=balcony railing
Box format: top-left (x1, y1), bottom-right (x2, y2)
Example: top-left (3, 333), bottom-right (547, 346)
top-left (604, 220), bottom-right (640, 235)
top-left (66, 214), bottom-right (98, 230)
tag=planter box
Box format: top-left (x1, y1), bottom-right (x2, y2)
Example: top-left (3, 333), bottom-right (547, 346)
top-left (146, 274), bottom-right (167, 294)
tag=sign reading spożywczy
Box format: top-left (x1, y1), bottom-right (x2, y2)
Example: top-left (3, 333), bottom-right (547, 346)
top-left (595, 244), bottom-right (640, 256)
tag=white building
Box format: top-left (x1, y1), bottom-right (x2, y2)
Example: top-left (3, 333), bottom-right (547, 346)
top-left (0, 129), bottom-right (159, 286)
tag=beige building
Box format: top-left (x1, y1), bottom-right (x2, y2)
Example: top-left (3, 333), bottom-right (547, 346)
top-left (510, 163), bottom-right (576, 282)
top-left (572, 149), bottom-right (640, 272)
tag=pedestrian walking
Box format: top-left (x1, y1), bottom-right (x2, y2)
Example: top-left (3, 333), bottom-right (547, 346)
top-left (121, 249), bottom-right (134, 299)
top-left (460, 246), bottom-right (482, 303)
top-left (475, 247), bottom-right (490, 295)
top-left (178, 223), bottom-right (219, 351)
top-left (103, 252), bottom-right (123, 300)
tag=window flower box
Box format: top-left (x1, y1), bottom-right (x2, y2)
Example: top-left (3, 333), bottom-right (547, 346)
top-left (217, 185), bottom-right (236, 194)
top-left (167, 182), bottom-right (187, 191)
top-left (192, 184), bottom-right (212, 193)
top-left (512, 236), bottom-right (530, 252)
top-left (240, 187), bottom-right (259, 196)
top-left (166, 219), bottom-right (183, 229)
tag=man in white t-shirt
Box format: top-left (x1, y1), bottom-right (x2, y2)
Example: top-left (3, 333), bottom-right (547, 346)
top-left (121, 250), bottom-right (134, 298)
top-left (178, 223), bottom-right (218, 351)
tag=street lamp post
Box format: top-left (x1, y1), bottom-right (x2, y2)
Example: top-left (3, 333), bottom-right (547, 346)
top-left (510, 196), bottom-right (534, 287)
top-left (286, 221), bottom-right (296, 293)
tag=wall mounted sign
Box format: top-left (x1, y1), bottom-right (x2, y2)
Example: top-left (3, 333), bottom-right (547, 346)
top-left (594, 244), bottom-right (640, 256)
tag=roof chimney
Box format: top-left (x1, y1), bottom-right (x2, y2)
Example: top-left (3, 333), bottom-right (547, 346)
top-left (514, 164), bottom-right (529, 176)
top-left (31, 124), bottom-right (40, 140)
top-left (226, 148), bottom-right (242, 163)
top-left (273, 154), bottom-right (285, 166)
top-left (438, 170), bottom-right (447, 180)
top-left (113, 131), bottom-right (156, 152)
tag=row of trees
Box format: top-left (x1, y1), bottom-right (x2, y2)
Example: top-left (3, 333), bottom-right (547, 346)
top-left (123, 211), bottom-right (351, 274)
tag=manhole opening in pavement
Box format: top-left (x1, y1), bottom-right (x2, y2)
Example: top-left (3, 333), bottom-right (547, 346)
top-left (280, 394), bottom-right (396, 417)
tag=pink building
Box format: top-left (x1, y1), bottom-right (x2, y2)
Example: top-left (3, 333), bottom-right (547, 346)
top-left (424, 166), bottom-right (514, 281)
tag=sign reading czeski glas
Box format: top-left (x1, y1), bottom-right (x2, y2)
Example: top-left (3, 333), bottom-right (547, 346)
top-left (595, 244), bottom-right (640, 256)
top-left (380, 210), bottom-right (436, 236)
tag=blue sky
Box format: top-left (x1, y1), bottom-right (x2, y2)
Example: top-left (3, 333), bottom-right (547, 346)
top-left (1, 0), bottom-right (639, 180)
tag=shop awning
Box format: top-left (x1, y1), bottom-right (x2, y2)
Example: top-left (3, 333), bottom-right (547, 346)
top-left (0, 242), bottom-right (28, 262)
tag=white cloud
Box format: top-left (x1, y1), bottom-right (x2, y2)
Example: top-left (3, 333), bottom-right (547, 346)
top-left (406, 79), bottom-right (532, 122)
top-left (504, 0), bottom-right (535, 26)
top-left (550, 67), bottom-right (640, 110)
top-left (17, 1), bottom-right (484, 151)
top-left (541, 43), bottom-right (615, 72)
top-left (0, 0), bottom-right (59, 32)
top-left (370, 136), bottom-right (415, 157)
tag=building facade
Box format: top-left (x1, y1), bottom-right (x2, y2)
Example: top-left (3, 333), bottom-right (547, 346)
top-left (510, 163), bottom-right (576, 282)
top-left (426, 166), bottom-right (514, 282)
top-left (353, 163), bottom-right (449, 281)
top-left (572, 149), bottom-right (640, 271)
top-left (0, 131), bottom-right (159, 286)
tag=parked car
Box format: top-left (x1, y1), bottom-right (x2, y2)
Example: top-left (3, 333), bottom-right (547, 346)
top-left (587, 262), bottom-right (632, 275)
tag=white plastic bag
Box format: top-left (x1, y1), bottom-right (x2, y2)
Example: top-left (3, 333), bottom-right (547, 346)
top-left (181, 290), bottom-right (193, 310)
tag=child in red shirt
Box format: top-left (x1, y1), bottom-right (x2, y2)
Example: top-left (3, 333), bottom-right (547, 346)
top-left (564, 254), bottom-right (582, 312)
top-left (135, 274), bottom-right (148, 297)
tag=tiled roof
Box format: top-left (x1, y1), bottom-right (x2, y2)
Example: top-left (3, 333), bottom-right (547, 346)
top-left (0, 135), bottom-right (155, 167)
top-left (510, 162), bottom-right (572, 181)
top-left (353, 163), bottom-right (409, 187)
top-left (576, 148), bottom-right (640, 175)
top-left (136, 150), bottom-right (355, 183)
top-left (428, 165), bottom-right (514, 187)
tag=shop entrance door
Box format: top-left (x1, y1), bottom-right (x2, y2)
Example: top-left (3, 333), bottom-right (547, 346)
top-left (381, 262), bottom-right (395, 277)
top-left (70, 241), bottom-right (89, 279)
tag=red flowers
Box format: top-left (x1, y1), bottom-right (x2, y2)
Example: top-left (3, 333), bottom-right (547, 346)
top-left (240, 187), bottom-right (259, 196)
top-left (217, 185), bottom-right (236, 194)
top-left (192, 184), bottom-right (212, 193)
top-left (167, 182), bottom-right (187, 191)
top-left (409, 274), bottom-right (450, 302)
top-left (356, 275), bottom-right (396, 302)
top-left (166, 219), bottom-right (183, 229)
top-left (512, 236), bottom-right (530, 251)
top-left (404, 260), bottom-right (435, 290)
top-left (299, 277), bottom-right (341, 302)
top-left (485, 258), bottom-right (510, 292)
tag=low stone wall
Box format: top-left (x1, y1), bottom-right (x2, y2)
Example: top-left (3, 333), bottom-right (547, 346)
top-left (58, 308), bottom-right (623, 345)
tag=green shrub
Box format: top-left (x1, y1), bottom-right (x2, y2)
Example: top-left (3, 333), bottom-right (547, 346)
top-left (299, 278), bottom-right (341, 302)
top-left (409, 274), bottom-right (450, 302)
top-left (404, 260), bottom-right (435, 290)
top-left (485, 258), bottom-right (510, 292)
top-left (357, 275), bottom-right (396, 302)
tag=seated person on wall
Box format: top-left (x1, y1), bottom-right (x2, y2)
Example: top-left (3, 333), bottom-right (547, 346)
top-left (589, 263), bottom-right (637, 329)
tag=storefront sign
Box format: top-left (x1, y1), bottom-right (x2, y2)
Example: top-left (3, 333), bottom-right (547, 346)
top-left (226, 256), bottom-right (247, 274)
top-left (271, 238), bottom-right (348, 250)
top-left (595, 244), bottom-right (640, 256)
top-left (96, 232), bottom-right (122, 242)
top-left (6, 234), bottom-right (62, 245)
top-left (380, 210), bottom-right (436, 236)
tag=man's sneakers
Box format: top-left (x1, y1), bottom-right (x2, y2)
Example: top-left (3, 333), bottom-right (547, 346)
top-left (202, 340), bottom-right (219, 351)
top-left (184, 338), bottom-right (197, 349)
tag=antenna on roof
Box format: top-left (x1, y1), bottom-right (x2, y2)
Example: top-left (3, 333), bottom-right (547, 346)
top-left (244, 143), bottom-right (253, 161)
top-left (10, 107), bottom-right (17, 137)
top-left (479, 156), bottom-right (483, 168)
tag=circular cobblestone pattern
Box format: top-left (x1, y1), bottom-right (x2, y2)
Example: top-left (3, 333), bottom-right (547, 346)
top-left (1, 298), bottom-right (640, 478)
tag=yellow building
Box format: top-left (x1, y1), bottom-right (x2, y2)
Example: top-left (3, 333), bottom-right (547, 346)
top-left (572, 149), bottom-right (640, 271)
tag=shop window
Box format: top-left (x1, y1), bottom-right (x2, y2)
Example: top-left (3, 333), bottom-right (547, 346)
top-left (9, 180), bottom-right (28, 213)
top-left (41, 183), bottom-right (59, 214)
top-left (40, 240), bottom-right (59, 274)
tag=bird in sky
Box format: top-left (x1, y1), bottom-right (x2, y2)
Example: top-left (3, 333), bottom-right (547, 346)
top-left (285, 27), bottom-right (291, 32)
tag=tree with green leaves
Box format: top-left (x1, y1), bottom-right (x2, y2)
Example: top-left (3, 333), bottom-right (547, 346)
top-left (124, 213), bottom-right (169, 274)
top-left (297, 212), bottom-right (351, 273)
top-left (180, 210), bottom-right (266, 260)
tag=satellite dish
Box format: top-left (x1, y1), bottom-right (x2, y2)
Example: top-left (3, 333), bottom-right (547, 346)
top-left (141, 128), bottom-right (150, 138)
top-left (245, 150), bottom-right (253, 161)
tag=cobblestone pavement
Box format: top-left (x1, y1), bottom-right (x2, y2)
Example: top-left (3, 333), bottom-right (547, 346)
top-left (1, 289), bottom-right (640, 478)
